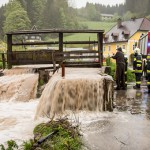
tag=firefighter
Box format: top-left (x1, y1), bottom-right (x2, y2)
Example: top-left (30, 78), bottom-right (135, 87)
top-left (133, 48), bottom-right (143, 89)
top-left (122, 49), bottom-right (128, 89)
top-left (146, 53), bottom-right (150, 93)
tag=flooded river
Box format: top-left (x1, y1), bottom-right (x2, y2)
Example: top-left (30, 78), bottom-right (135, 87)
top-left (0, 69), bottom-right (150, 149)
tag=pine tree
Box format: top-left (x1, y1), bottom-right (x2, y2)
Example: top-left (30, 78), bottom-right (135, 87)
top-left (3, 0), bottom-right (31, 33)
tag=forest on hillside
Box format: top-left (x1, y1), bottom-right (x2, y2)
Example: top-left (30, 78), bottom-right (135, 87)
top-left (0, 0), bottom-right (150, 40)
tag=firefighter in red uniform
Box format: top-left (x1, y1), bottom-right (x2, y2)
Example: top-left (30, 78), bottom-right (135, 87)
top-left (133, 48), bottom-right (143, 89)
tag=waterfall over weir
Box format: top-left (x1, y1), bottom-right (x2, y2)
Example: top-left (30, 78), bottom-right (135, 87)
top-left (36, 68), bottom-right (114, 118)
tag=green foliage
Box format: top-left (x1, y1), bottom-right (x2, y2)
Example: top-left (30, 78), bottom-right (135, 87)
top-left (123, 11), bottom-right (136, 21)
top-left (33, 119), bottom-right (82, 150)
top-left (105, 57), bottom-right (135, 82)
top-left (127, 69), bottom-right (135, 82)
top-left (0, 119), bottom-right (81, 150)
top-left (111, 13), bottom-right (121, 22)
top-left (3, 10), bottom-right (31, 33)
top-left (3, 0), bottom-right (31, 33)
top-left (39, 79), bottom-right (44, 87)
top-left (85, 3), bottom-right (101, 21)
top-left (80, 21), bottom-right (116, 32)
top-left (105, 57), bottom-right (116, 77)
top-left (0, 140), bottom-right (18, 150)
top-left (22, 140), bottom-right (33, 150)
top-left (146, 15), bottom-right (150, 20)
top-left (4, 0), bottom-right (23, 17)
top-left (125, 0), bottom-right (149, 16)
top-left (0, 144), bottom-right (5, 150)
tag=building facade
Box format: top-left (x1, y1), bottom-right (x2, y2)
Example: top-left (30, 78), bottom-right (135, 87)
top-left (103, 18), bottom-right (150, 64)
top-left (101, 14), bottom-right (113, 21)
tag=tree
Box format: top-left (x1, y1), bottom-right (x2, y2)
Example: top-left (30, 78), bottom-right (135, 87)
top-left (32, 0), bottom-right (46, 26)
top-left (3, 0), bottom-right (31, 33)
top-left (0, 6), bottom-right (5, 39)
top-left (111, 13), bottom-right (121, 22)
top-left (3, 9), bottom-right (31, 33)
top-left (123, 11), bottom-right (135, 21)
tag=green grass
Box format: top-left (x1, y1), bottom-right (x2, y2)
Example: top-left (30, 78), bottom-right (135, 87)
top-left (56, 21), bottom-right (116, 48)
top-left (64, 21), bottom-right (116, 42)
top-left (33, 119), bottom-right (82, 150)
top-left (80, 21), bottom-right (116, 32)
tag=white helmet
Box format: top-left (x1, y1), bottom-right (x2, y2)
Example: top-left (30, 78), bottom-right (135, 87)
top-left (134, 47), bottom-right (140, 55)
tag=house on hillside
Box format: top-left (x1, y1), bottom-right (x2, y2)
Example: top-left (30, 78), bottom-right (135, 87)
top-left (24, 25), bottom-right (42, 42)
top-left (101, 14), bottom-right (113, 21)
top-left (103, 17), bottom-right (150, 63)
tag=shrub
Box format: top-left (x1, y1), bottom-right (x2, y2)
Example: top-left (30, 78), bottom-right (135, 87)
top-left (127, 69), bottom-right (135, 82)
top-left (105, 57), bottom-right (135, 82)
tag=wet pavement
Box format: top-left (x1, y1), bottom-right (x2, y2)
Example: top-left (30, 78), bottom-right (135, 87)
top-left (81, 84), bottom-right (150, 150)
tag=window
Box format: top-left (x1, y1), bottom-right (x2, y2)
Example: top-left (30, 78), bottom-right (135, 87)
top-left (133, 44), bottom-right (135, 50)
top-left (103, 46), bottom-right (105, 52)
top-left (31, 36), bottom-right (35, 39)
top-left (122, 45), bottom-right (125, 49)
top-left (116, 45), bottom-right (119, 49)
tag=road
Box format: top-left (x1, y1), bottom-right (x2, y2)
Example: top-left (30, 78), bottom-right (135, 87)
top-left (81, 84), bottom-right (150, 150)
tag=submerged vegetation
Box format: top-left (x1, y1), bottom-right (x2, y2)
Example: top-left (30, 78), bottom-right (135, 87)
top-left (0, 118), bottom-right (82, 150)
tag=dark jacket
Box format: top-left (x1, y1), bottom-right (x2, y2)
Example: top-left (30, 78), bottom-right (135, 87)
top-left (112, 51), bottom-right (125, 65)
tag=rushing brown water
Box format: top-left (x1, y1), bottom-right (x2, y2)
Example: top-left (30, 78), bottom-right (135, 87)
top-left (0, 68), bottom-right (39, 101)
top-left (35, 68), bottom-right (113, 118)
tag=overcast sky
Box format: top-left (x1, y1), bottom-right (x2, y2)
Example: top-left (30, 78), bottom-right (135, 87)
top-left (0, 0), bottom-right (9, 7)
top-left (0, 0), bottom-right (125, 8)
top-left (69, 0), bottom-right (125, 8)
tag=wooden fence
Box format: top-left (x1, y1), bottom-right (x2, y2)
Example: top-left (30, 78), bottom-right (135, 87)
top-left (3, 29), bottom-right (104, 69)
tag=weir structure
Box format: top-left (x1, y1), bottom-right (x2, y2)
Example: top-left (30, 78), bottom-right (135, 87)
top-left (0, 29), bottom-right (114, 116)
top-left (1, 29), bottom-right (104, 69)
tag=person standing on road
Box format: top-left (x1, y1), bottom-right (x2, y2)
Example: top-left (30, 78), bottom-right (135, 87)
top-left (111, 47), bottom-right (126, 90)
top-left (146, 53), bottom-right (150, 93)
top-left (133, 48), bottom-right (142, 89)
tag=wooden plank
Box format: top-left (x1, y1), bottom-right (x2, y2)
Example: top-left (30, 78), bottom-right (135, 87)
top-left (63, 50), bottom-right (99, 54)
top-left (12, 41), bottom-right (98, 46)
top-left (64, 63), bottom-right (100, 68)
top-left (6, 29), bottom-right (104, 68)
top-left (97, 32), bottom-right (103, 66)
top-left (59, 32), bottom-right (63, 52)
top-left (7, 34), bottom-right (12, 69)
top-left (2, 53), bottom-right (6, 69)
top-left (7, 29), bottom-right (104, 35)
top-left (64, 55), bottom-right (99, 59)
top-left (64, 61), bottom-right (100, 64)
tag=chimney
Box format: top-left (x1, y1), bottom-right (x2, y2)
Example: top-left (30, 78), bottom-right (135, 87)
top-left (117, 18), bottom-right (122, 28)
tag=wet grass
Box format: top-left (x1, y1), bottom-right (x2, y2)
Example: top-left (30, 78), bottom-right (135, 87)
top-left (0, 118), bottom-right (82, 150)
top-left (33, 118), bottom-right (82, 150)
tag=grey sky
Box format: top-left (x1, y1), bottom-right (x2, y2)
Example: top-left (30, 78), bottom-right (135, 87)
top-left (0, 0), bottom-right (9, 6)
top-left (0, 0), bottom-right (125, 8)
top-left (69, 0), bottom-right (125, 8)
